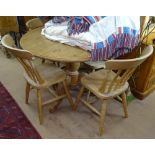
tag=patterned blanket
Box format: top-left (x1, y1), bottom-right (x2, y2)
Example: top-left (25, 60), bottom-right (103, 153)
top-left (67, 16), bottom-right (106, 35)
top-left (67, 16), bottom-right (140, 61)
top-left (43, 16), bottom-right (140, 61)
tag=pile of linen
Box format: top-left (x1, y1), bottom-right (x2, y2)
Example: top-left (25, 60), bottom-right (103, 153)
top-left (42, 16), bottom-right (140, 61)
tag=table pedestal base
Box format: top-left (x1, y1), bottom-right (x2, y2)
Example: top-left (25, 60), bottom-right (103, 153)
top-left (66, 62), bottom-right (80, 86)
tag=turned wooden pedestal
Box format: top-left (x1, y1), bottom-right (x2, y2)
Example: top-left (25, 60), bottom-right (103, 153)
top-left (20, 27), bottom-right (90, 87)
top-left (66, 62), bottom-right (81, 86)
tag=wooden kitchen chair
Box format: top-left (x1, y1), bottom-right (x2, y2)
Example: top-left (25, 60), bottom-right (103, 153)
top-left (83, 61), bottom-right (105, 101)
top-left (74, 45), bottom-right (153, 136)
top-left (2, 34), bottom-right (74, 124)
top-left (26, 17), bottom-right (61, 66)
top-left (26, 18), bottom-right (47, 63)
top-left (84, 61), bottom-right (105, 72)
top-left (26, 18), bottom-right (43, 31)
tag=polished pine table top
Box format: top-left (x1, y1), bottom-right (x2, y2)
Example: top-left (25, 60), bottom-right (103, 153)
top-left (20, 27), bottom-right (90, 62)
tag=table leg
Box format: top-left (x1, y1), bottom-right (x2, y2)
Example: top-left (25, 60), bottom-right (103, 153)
top-left (66, 62), bottom-right (80, 86)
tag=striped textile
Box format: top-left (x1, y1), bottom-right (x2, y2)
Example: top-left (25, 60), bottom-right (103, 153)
top-left (43, 16), bottom-right (140, 61)
top-left (67, 16), bottom-right (106, 35)
top-left (91, 27), bottom-right (140, 61)
top-left (67, 16), bottom-right (89, 35)
top-left (52, 16), bottom-right (69, 23)
top-left (83, 16), bottom-right (106, 24)
top-left (67, 16), bottom-right (140, 61)
top-left (89, 16), bottom-right (140, 61)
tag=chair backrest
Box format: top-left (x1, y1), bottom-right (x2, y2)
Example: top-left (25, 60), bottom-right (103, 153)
top-left (1, 34), bottom-right (44, 86)
top-left (99, 45), bottom-right (154, 93)
top-left (26, 18), bottom-right (43, 30)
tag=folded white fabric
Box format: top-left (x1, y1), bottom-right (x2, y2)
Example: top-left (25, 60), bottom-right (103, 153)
top-left (42, 16), bottom-right (140, 61)
top-left (42, 20), bottom-right (92, 51)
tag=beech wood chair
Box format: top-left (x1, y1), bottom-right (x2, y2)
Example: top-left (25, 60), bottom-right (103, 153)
top-left (26, 18), bottom-right (43, 31)
top-left (2, 34), bottom-right (74, 124)
top-left (74, 45), bottom-right (153, 136)
top-left (25, 17), bottom-right (48, 64)
top-left (26, 17), bottom-right (63, 67)
top-left (84, 61), bottom-right (105, 72)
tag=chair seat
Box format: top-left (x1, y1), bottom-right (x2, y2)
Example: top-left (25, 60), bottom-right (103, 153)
top-left (84, 61), bottom-right (105, 70)
top-left (24, 62), bottom-right (66, 88)
top-left (81, 69), bottom-right (129, 99)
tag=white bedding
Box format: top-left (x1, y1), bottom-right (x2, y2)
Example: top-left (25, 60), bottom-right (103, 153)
top-left (41, 16), bottom-right (140, 51)
top-left (41, 20), bottom-right (92, 51)
top-left (41, 17), bottom-right (140, 61)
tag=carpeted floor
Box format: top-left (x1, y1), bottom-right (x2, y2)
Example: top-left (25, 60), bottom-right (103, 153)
top-left (0, 82), bottom-right (41, 139)
top-left (0, 47), bottom-right (155, 138)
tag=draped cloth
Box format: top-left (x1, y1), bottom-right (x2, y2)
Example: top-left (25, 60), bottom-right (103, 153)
top-left (42, 16), bottom-right (140, 61)
top-left (68, 16), bottom-right (140, 61)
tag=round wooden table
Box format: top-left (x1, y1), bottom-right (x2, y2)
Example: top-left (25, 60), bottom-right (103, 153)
top-left (20, 27), bottom-right (90, 85)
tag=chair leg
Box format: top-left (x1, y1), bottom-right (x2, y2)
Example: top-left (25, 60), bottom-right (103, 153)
top-left (85, 61), bottom-right (97, 102)
top-left (42, 59), bottom-right (45, 63)
top-left (86, 90), bottom-right (91, 101)
top-left (99, 99), bottom-right (107, 136)
top-left (63, 80), bottom-right (74, 109)
top-left (73, 86), bottom-right (85, 111)
top-left (121, 92), bottom-right (128, 118)
top-left (25, 82), bottom-right (30, 104)
top-left (49, 83), bottom-right (64, 113)
top-left (49, 101), bottom-right (62, 113)
top-left (36, 89), bottom-right (43, 124)
top-left (56, 62), bottom-right (60, 67)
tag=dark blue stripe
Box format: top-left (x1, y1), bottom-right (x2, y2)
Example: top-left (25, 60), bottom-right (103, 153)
top-left (96, 42), bottom-right (104, 49)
